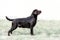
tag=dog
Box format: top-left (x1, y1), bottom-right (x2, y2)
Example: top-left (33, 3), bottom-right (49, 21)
top-left (6, 9), bottom-right (41, 36)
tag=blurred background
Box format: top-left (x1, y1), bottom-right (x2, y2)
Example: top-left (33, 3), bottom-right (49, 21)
top-left (0, 0), bottom-right (60, 20)
top-left (0, 0), bottom-right (60, 40)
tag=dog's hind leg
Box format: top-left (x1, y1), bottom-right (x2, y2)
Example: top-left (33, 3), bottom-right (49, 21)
top-left (8, 23), bottom-right (17, 36)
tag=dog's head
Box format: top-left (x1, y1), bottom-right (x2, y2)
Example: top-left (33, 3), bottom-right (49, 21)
top-left (32, 9), bottom-right (41, 15)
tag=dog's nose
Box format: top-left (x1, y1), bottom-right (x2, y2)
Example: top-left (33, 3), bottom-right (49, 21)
top-left (39, 11), bottom-right (41, 13)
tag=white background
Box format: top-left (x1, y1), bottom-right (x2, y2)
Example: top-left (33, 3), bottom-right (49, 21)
top-left (0, 0), bottom-right (60, 20)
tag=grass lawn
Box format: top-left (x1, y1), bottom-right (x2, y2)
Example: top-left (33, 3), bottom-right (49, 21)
top-left (0, 19), bottom-right (60, 40)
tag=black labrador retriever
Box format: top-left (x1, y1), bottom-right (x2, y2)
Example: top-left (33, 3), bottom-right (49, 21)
top-left (6, 9), bottom-right (41, 36)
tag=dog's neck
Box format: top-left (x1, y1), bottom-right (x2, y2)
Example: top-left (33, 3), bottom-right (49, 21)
top-left (30, 14), bottom-right (38, 26)
top-left (31, 14), bottom-right (38, 19)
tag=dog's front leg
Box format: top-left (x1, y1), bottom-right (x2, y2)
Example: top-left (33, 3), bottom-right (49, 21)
top-left (30, 27), bottom-right (34, 35)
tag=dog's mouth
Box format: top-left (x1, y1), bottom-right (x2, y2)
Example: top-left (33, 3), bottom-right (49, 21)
top-left (38, 10), bottom-right (41, 15)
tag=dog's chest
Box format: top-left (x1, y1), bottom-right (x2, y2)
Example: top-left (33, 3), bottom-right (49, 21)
top-left (30, 18), bottom-right (37, 26)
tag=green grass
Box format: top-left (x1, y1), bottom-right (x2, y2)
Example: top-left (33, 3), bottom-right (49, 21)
top-left (0, 19), bottom-right (60, 40)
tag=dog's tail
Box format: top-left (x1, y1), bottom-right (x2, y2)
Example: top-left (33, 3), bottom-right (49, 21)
top-left (6, 16), bottom-right (14, 21)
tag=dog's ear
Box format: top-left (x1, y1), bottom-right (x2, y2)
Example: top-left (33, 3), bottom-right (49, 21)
top-left (34, 11), bottom-right (37, 15)
top-left (32, 9), bottom-right (38, 15)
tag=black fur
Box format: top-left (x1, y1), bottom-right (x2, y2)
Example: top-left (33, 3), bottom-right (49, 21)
top-left (6, 9), bottom-right (41, 36)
